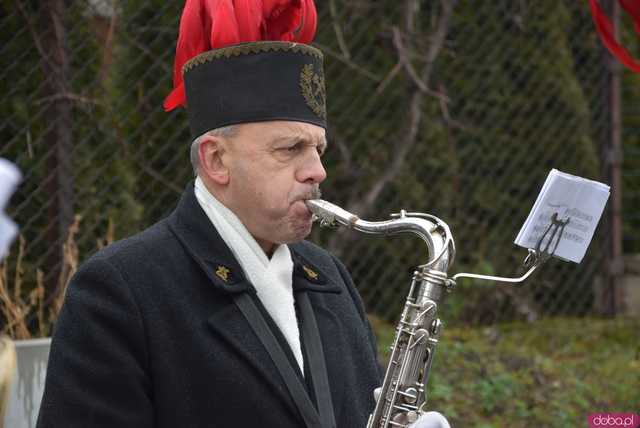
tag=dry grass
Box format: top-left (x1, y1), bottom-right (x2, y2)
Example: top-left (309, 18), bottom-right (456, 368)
top-left (0, 214), bottom-right (112, 339)
top-left (0, 237), bottom-right (32, 339)
top-left (51, 214), bottom-right (81, 319)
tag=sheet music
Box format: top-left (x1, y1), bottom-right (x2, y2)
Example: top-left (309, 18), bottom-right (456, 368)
top-left (515, 169), bottom-right (610, 263)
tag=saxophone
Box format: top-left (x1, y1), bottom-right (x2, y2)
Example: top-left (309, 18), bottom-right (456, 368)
top-left (306, 199), bottom-right (564, 428)
top-left (305, 200), bottom-right (456, 428)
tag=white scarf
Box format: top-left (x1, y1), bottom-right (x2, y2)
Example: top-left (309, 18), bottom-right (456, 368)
top-left (194, 177), bottom-right (304, 373)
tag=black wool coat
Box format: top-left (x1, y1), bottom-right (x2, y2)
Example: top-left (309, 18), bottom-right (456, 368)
top-left (37, 183), bottom-right (382, 428)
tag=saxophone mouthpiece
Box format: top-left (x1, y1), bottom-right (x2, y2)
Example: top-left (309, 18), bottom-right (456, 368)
top-left (305, 199), bottom-right (360, 228)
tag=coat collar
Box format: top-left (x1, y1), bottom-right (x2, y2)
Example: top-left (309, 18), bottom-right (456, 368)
top-left (290, 244), bottom-right (342, 294)
top-left (167, 182), bottom-right (342, 295)
top-left (167, 182), bottom-right (250, 294)
top-left (167, 183), bottom-right (343, 424)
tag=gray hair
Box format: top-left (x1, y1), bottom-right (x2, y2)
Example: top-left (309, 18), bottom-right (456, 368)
top-left (190, 125), bottom-right (238, 176)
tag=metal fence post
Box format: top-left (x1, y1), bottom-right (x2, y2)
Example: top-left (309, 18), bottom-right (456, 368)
top-left (604, 0), bottom-right (625, 316)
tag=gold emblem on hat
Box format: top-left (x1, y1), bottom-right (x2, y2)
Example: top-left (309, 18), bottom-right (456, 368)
top-left (300, 63), bottom-right (326, 120)
top-left (215, 266), bottom-right (230, 282)
top-left (303, 265), bottom-right (319, 280)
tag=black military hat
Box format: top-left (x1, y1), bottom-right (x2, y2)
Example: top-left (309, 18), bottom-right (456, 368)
top-left (164, 1), bottom-right (325, 139)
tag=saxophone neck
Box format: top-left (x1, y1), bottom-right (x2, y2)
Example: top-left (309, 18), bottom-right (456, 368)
top-left (305, 199), bottom-right (455, 273)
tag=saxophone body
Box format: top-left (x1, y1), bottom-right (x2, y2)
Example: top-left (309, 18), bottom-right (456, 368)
top-left (305, 200), bottom-right (455, 428)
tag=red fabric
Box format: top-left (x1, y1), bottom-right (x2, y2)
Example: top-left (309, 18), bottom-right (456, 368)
top-left (620, 0), bottom-right (640, 33)
top-left (164, 0), bottom-right (317, 111)
top-left (589, 0), bottom-right (640, 72)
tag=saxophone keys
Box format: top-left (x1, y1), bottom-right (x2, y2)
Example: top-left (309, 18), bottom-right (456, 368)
top-left (402, 387), bottom-right (419, 404)
top-left (391, 410), bottom-right (419, 426)
top-left (408, 329), bottom-right (429, 350)
top-left (430, 319), bottom-right (443, 336)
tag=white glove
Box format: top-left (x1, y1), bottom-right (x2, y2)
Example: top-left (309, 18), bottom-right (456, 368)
top-left (372, 388), bottom-right (451, 428)
top-left (408, 412), bottom-right (451, 428)
top-left (0, 158), bottom-right (21, 261)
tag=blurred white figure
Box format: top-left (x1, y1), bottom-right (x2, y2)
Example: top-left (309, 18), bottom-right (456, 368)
top-left (0, 337), bottom-right (16, 428)
top-left (0, 158), bottom-right (21, 261)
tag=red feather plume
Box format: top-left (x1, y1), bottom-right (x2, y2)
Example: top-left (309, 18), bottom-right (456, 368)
top-left (164, 0), bottom-right (317, 112)
top-left (590, 0), bottom-right (640, 73)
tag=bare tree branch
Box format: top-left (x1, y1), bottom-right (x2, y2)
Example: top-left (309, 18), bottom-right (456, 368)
top-left (375, 62), bottom-right (402, 95)
top-left (98, 10), bottom-right (118, 85)
top-left (141, 165), bottom-right (184, 194)
top-left (15, 0), bottom-right (51, 71)
top-left (349, 0), bottom-right (455, 217)
top-left (329, 0), bottom-right (351, 60)
top-left (438, 83), bottom-right (468, 130)
top-left (423, 0), bottom-right (456, 83)
top-left (348, 83), bottom-right (423, 218)
top-left (391, 26), bottom-right (450, 104)
top-left (313, 41), bottom-right (381, 81)
top-left (328, 130), bottom-right (353, 171)
top-left (39, 0), bottom-right (75, 300)
top-left (35, 93), bottom-right (101, 106)
top-left (328, 0), bottom-right (457, 255)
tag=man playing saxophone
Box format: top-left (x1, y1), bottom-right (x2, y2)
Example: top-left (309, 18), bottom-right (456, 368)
top-left (36, 1), bottom-right (449, 427)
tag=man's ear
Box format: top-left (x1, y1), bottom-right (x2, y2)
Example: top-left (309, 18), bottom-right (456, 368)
top-left (198, 135), bottom-right (230, 185)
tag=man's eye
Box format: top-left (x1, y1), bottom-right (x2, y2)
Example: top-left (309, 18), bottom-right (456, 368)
top-left (286, 143), bottom-right (302, 152)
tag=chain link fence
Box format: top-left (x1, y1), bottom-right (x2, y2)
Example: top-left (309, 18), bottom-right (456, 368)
top-left (1, 0), bottom-right (636, 336)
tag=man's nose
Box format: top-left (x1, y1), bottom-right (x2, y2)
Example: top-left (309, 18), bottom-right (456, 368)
top-left (298, 150), bottom-right (327, 184)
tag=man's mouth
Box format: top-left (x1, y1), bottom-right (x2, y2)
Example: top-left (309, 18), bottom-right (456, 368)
top-left (292, 199), bottom-right (312, 215)
top-left (301, 201), bottom-right (313, 218)
top-left (292, 188), bottom-right (321, 220)
top-left (300, 187), bottom-right (322, 201)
